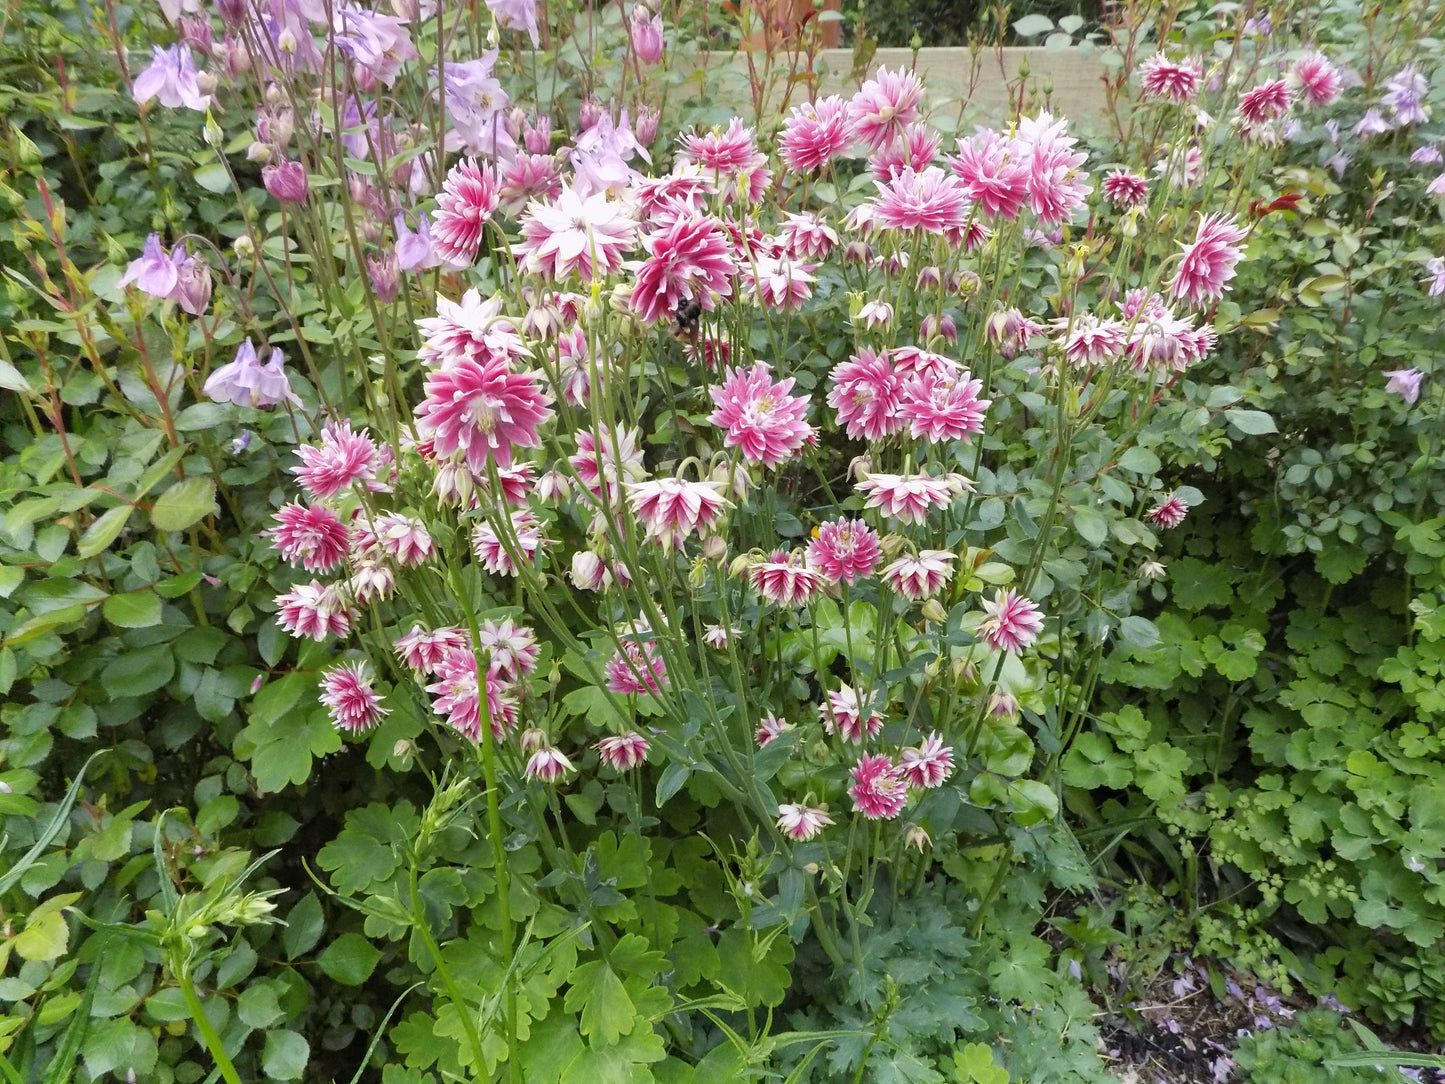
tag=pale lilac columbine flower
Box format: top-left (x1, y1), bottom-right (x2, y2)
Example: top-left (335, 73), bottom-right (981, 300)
top-left (395, 213), bottom-right (443, 271)
top-left (525, 747), bottom-right (575, 783)
top-left (485, 0), bottom-right (540, 46)
top-left (395, 625), bottom-right (470, 675)
top-left (625, 477), bottom-right (731, 550)
top-left (777, 804), bottom-right (833, 841)
top-left (118, 234), bottom-right (186, 300)
top-left (848, 754), bottom-right (908, 820)
top-left (1414, 146), bottom-right (1444, 166)
top-left (630, 9), bottom-right (663, 63)
top-left (432, 157), bottom-right (499, 268)
top-left (268, 503), bottom-right (350, 573)
top-left (899, 733), bottom-right (954, 789)
top-left (819, 684), bottom-right (884, 744)
top-left (203, 340), bottom-right (302, 409)
top-left (779, 95), bottom-right (851, 174)
top-left (1148, 492), bottom-right (1190, 529)
top-left (848, 66), bottom-right (924, 151)
top-left (1139, 55), bottom-right (1203, 102)
top-left (514, 185), bottom-right (637, 283)
top-left (881, 551), bottom-right (954, 599)
top-left (1384, 368), bottom-right (1425, 405)
top-left (1383, 65), bottom-right (1430, 127)
top-left (132, 44), bottom-right (210, 110)
top-left (1289, 52), bottom-right (1341, 106)
top-left (333, 3), bottom-right (417, 87)
top-left (807, 518), bottom-right (881, 584)
top-left (172, 253), bottom-right (212, 314)
top-left (319, 662), bottom-right (388, 733)
top-left (707, 363), bottom-right (815, 468)
top-left (598, 732), bottom-right (651, 771)
top-left (1425, 257), bottom-right (1445, 296)
top-left (979, 589), bottom-right (1044, 654)
top-left (757, 714), bottom-right (792, 746)
top-left (750, 550), bottom-right (824, 606)
top-left (293, 420), bottom-right (383, 500)
top-left (262, 157), bottom-right (308, 203)
top-left (414, 355), bottom-right (553, 473)
top-left (1170, 213), bottom-right (1248, 308)
top-left (856, 471), bottom-right (970, 525)
top-left (275, 581), bottom-right (352, 641)
top-left (606, 639), bottom-right (668, 695)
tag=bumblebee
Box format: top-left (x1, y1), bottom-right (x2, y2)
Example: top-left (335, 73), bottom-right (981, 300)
top-left (670, 297), bottom-right (703, 343)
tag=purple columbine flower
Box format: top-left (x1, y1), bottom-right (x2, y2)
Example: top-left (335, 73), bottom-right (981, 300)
top-left (630, 10), bottom-right (664, 65)
top-left (484, 0), bottom-right (539, 47)
top-left (262, 157), bottom-right (309, 203)
top-left (394, 213), bottom-right (441, 270)
top-left (132, 44), bottom-right (211, 111)
top-left (119, 234), bottom-right (187, 299)
top-left (1385, 368), bottom-right (1426, 405)
top-left (202, 340), bottom-right (301, 408)
top-left (333, 3), bottom-right (418, 88)
top-left (1383, 64), bottom-right (1430, 127)
top-left (367, 253), bottom-right (400, 302)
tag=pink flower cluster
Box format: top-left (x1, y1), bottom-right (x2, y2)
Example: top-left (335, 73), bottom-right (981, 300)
top-left (827, 348), bottom-right (990, 444)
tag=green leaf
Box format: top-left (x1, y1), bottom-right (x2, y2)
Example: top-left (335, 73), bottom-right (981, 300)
top-left (1072, 506), bottom-right (1108, 547)
top-left (100, 644), bottom-right (175, 698)
top-left (150, 477), bottom-right (217, 532)
top-left (655, 762), bottom-right (689, 806)
top-left (283, 892), bottom-right (325, 959)
top-left (102, 591), bottom-right (162, 629)
top-left (1119, 616), bottom-right (1160, 649)
top-left (77, 504), bottom-right (133, 559)
top-left (564, 960), bottom-right (635, 1047)
top-left (14, 903), bottom-right (71, 961)
top-left (1117, 446), bottom-right (1160, 475)
top-left (194, 163), bottom-right (232, 193)
top-left (318, 933), bottom-right (383, 985)
top-left (237, 984), bottom-right (284, 1029)
top-left (1224, 408), bottom-right (1277, 436)
top-left (262, 1029), bottom-right (309, 1080)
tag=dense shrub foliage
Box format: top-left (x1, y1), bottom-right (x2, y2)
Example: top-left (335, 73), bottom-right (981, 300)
top-left (1, 0), bottom-right (1443, 1082)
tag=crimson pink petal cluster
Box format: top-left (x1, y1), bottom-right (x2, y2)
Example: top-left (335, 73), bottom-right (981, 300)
top-left (268, 503), bottom-right (350, 573)
top-left (1102, 170), bottom-right (1149, 208)
top-left (707, 363), bottom-right (815, 468)
top-left (899, 733), bottom-right (954, 789)
top-left (426, 648), bottom-right (517, 741)
top-left (625, 477), bottom-right (731, 549)
top-left (779, 95), bottom-right (851, 173)
top-left (750, 550), bottom-right (824, 606)
top-left (896, 370), bottom-right (990, 443)
top-left (1238, 79), bottom-right (1293, 127)
top-left (979, 588), bottom-right (1044, 654)
top-left (597, 731), bottom-right (651, 770)
top-left (880, 551), bottom-right (954, 599)
top-left (414, 353), bottom-right (553, 473)
top-left (819, 684), bottom-right (884, 744)
top-left (870, 166), bottom-right (970, 234)
top-left (293, 420), bottom-right (383, 500)
top-left (275, 581), bottom-right (352, 641)
top-left (949, 129), bottom-right (1029, 220)
top-left (432, 157), bottom-right (498, 268)
top-left (319, 662), bottom-right (388, 733)
top-left (629, 214), bottom-right (734, 325)
top-left (513, 185), bottom-right (637, 283)
top-left (1290, 52), bottom-right (1341, 106)
top-left (1148, 492), bottom-right (1190, 529)
top-left (606, 639), bottom-right (668, 695)
top-left (1139, 55), bottom-right (1204, 102)
top-left (848, 66), bottom-right (924, 152)
top-left (848, 754), bottom-right (908, 820)
top-left (1169, 213), bottom-right (1248, 308)
top-left (806, 518), bottom-right (882, 584)
top-left (856, 471), bottom-right (970, 525)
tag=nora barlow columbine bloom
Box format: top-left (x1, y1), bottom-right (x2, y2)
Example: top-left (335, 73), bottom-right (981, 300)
top-left (1148, 492), bottom-right (1190, 529)
top-left (819, 684), bottom-right (884, 744)
top-left (779, 95), bottom-right (851, 174)
top-left (414, 354), bottom-right (554, 473)
top-left (896, 370), bottom-right (990, 443)
top-left (319, 662), bottom-right (388, 734)
top-left (1170, 213), bottom-right (1248, 308)
top-left (514, 185), bottom-right (638, 283)
top-left (848, 66), bottom-right (924, 152)
top-left (1139, 55), bottom-right (1203, 102)
top-left (625, 477), bottom-right (731, 550)
top-left (292, 420), bottom-right (382, 500)
top-left (1102, 169), bottom-right (1148, 208)
top-left (849, 754), bottom-right (908, 820)
top-left (708, 363), bottom-right (815, 468)
top-left (275, 581), bottom-right (352, 642)
top-left (268, 503), bottom-right (349, 573)
top-left (597, 731), bottom-right (651, 770)
top-left (525, 747), bottom-right (575, 783)
top-left (606, 639), bottom-right (668, 695)
top-left (856, 471), bottom-right (970, 525)
top-left (777, 804), bottom-right (834, 841)
top-left (1238, 80), bottom-right (1293, 127)
top-left (750, 549), bottom-right (824, 606)
top-left (629, 213), bottom-right (734, 326)
top-left (899, 733), bottom-right (954, 789)
top-left (807, 518), bottom-right (881, 584)
top-left (979, 588), bottom-right (1044, 654)
top-left (880, 550), bottom-right (954, 599)
top-left (1290, 52), bottom-right (1341, 106)
top-left (1384, 368), bottom-right (1425, 405)
top-left (432, 157), bottom-right (499, 268)
top-left (870, 166), bottom-right (970, 234)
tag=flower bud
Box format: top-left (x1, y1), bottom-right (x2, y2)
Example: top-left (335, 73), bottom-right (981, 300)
top-left (10, 125), bottom-right (41, 167)
top-left (878, 532), bottom-right (906, 559)
top-left (367, 253), bottom-right (400, 303)
top-left (728, 553), bottom-right (753, 579)
top-left (246, 140), bottom-right (272, 162)
top-left (578, 95), bottom-right (602, 132)
top-left (987, 690), bottom-right (1018, 718)
top-left (916, 265), bottom-right (942, 290)
top-left (217, 0), bottom-right (248, 26)
top-left (523, 114), bottom-right (552, 154)
top-left (232, 234), bottom-right (255, 260)
top-left (433, 461), bottom-right (474, 507)
top-left (536, 469), bottom-right (571, 502)
top-left (570, 550), bottom-right (608, 590)
top-left (175, 257), bottom-right (213, 316)
top-left (634, 104), bottom-right (660, 147)
top-left (904, 824), bottom-right (931, 851)
top-left (262, 157), bottom-right (308, 203)
top-left (519, 726), bottom-right (547, 753)
top-left (703, 533), bottom-right (728, 563)
top-left (920, 599), bottom-right (948, 624)
top-left (630, 10), bottom-right (664, 64)
top-left (203, 113), bottom-right (224, 147)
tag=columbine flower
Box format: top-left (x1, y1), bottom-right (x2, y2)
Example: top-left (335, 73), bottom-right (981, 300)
top-left (366, 513), bottom-right (434, 566)
top-left (948, 128), bottom-right (1029, 220)
top-left (395, 625), bottom-right (470, 674)
top-left (707, 363), bottom-right (815, 468)
top-left (1170, 213), bottom-right (1248, 308)
top-left (1290, 52), bottom-right (1341, 106)
top-left (485, 0), bottom-right (540, 45)
top-left (1425, 256), bottom-right (1445, 297)
top-left (427, 647), bottom-right (517, 741)
top-left (625, 477), bottom-right (731, 550)
top-left (1102, 169), bottom-right (1148, 208)
top-left (525, 747), bottom-right (575, 783)
top-left (262, 157), bottom-right (309, 203)
top-left (779, 95), bottom-right (850, 173)
top-left (848, 754), bottom-right (908, 820)
top-left (1148, 492), bottom-right (1190, 529)
top-left (571, 425), bottom-right (646, 499)
top-left (750, 550), bottom-right (823, 606)
top-left (1057, 314), bottom-right (1127, 367)
top-left (268, 503), bottom-right (349, 573)
top-left (899, 733), bottom-right (954, 788)
top-left (780, 212), bottom-right (839, 260)
top-left (848, 66), bottom-right (923, 151)
top-left (118, 234), bottom-right (186, 299)
top-left (395, 212), bottom-right (442, 271)
top-left (819, 685), bottom-right (884, 744)
top-left (1015, 111), bottom-right (1091, 226)
top-left (702, 624), bottom-right (738, 649)
top-left (827, 350), bottom-right (905, 441)
top-left (853, 300), bottom-right (893, 329)
top-left (1428, 172), bottom-right (1445, 197)
top-left (1140, 560), bottom-right (1166, 579)
top-left (630, 9), bottom-right (663, 63)
top-left (514, 185), bottom-right (638, 282)
top-left (132, 43), bottom-right (210, 110)
top-left (203, 340), bottom-right (302, 408)
top-left (870, 121), bottom-right (942, 181)
top-left (293, 420), bottom-right (382, 500)
top-left (628, 214), bottom-right (734, 325)
top-left (807, 519), bottom-right (882, 584)
top-left (1384, 369), bottom-right (1425, 405)
top-left (743, 255), bottom-right (818, 311)
top-left (856, 471), bottom-right (970, 525)
top-left (432, 157), bottom-right (499, 268)
top-left (471, 511), bottom-right (548, 576)
top-left (1238, 80), bottom-right (1293, 127)
top-left (777, 804), bottom-right (833, 841)
top-left (417, 289), bottom-right (529, 370)
top-left (880, 551), bottom-right (954, 599)
top-left (414, 355), bottom-right (553, 473)
top-left (1383, 65), bottom-right (1430, 127)
top-left (871, 166), bottom-right (970, 234)
top-left (757, 714), bottom-right (792, 746)
top-left (979, 589), bottom-right (1044, 653)
top-left (275, 581), bottom-right (352, 641)
top-left (606, 639), bottom-right (668, 695)
top-left (319, 662), bottom-right (388, 733)
top-left (896, 370), bottom-right (990, 443)
top-left (598, 731), bottom-right (651, 770)
top-left (1139, 55), bottom-right (1203, 102)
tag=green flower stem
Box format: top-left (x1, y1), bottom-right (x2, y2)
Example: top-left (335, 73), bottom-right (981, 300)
top-left (176, 968), bottom-right (245, 1084)
top-left (407, 862), bottom-right (493, 1078)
